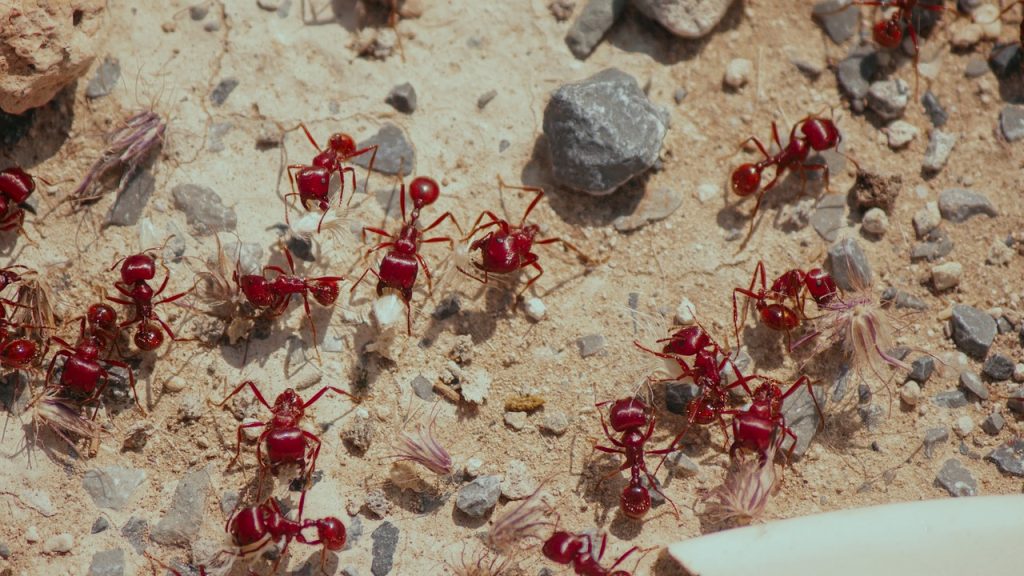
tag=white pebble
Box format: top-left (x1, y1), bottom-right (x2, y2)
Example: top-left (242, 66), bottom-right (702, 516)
top-left (724, 58), bottom-right (753, 89)
top-left (861, 208), bottom-right (889, 236)
top-left (931, 261), bottom-right (963, 291)
top-left (987, 240), bottom-right (1014, 266)
top-left (975, 4), bottom-right (1002, 39)
top-left (675, 298), bottom-right (697, 325)
top-left (164, 376), bottom-right (188, 392)
top-left (522, 297), bottom-right (546, 322)
top-left (464, 457), bottom-right (483, 478)
top-left (1013, 363), bottom-right (1024, 383)
top-left (241, 417), bottom-right (263, 441)
top-left (953, 415), bottom-right (974, 438)
top-left (900, 381), bottom-right (922, 405)
top-left (42, 533), bottom-right (73, 553)
top-left (912, 202), bottom-right (941, 238)
top-left (884, 120), bottom-right (918, 149)
top-left (503, 411), bottom-right (528, 431)
top-left (461, 368), bottom-right (492, 405)
top-left (951, 22), bottom-right (982, 48)
top-left (696, 183), bottom-right (718, 203)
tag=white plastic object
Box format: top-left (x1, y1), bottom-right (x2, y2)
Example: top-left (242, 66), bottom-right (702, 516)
top-left (669, 496), bottom-right (1024, 576)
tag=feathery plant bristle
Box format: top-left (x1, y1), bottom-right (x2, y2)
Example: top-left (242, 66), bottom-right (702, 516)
top-left (810, 286), bottom-right (910, 380)
top-left (487, 488), bottom-right (551, 553)
top-left (390, 412), bottom-right (453, 477)
top-left (447, 544), bottom-right (512, 576)
top-left (73, 110), bottom-right (165, 203)
top-left (703, 444), bottom-right (778, 528)
top-left (30, 391), bottom-right (100, 453)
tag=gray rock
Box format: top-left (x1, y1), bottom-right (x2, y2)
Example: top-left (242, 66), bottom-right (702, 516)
top-left (922, 130), bottom-right (957, 173)
top-left (997, 317), bottom-right (1014, 334)
top-left (983, 353), bottom-right (1015, 381)
top-left (664, 451), bottom-right (700, 476)
top-left (220, 491), bottom-right (239, 515)
top-left (540, 410), bottom-right (570, 435)
top-left (674, 88), bottom-right (688, 103)
top-left (477, 90), bottom-right (498, 110)
top-left (950, 304), bottom-right (996, 359)
top-left (810, 193), bottom-right (847, 242)
top-left (385, 83), bottom-right (417, 114)
top-left (612, 186), bottom-right (684, 232)
top-left (190, 4), bottom-right (209, 19)
top-left (89, 548), bottom-right (125, 576)
top-left (105, 170), bottom-right (155, 227)
top-left (1008, 387), bottom-right (1024, 415)
top-left (923, 427), bottom-right (949, 458)
top-left (932, 389), bottom-right (968, 409)
top-left (827, 237), bottom-right (872, 291)
top-left (665, 382), bottom-right (701, 415)
top-left (1000, 105), bottom-right (1024, 142)
top-left (82, 467), bottom-right (148, 510)
top-left (210, 78), bottom-right (239, 106)
top-left (455, 475), bottom-right (501, 517)
top-left (981, 412), bottom-right (1005, 435)
top-left (351, 123), bottom-right (414, 176)
top-left (781, 380), bottom-right (831, 457)
top-left (410, 375), bottom-right (435, 401)
top-left (964, 57), bottom-right (989, 78)
top-left (921, 91), bottom-right (948, 127)
top-left (543, 68), bottom-right (667, 195)
top-left (938, 188), bottom-right (997, 222)
top-left (286, 235), bottom-right (314, 262)
top-left (884, 289), bottom-right (928, 311)
top-left (910, 227), bottom-right (954, 261)
top-left (959, 371), bottom-right (989, 401)
top-left (222, 240), bottom-right (263, 276)
top-left (0, 542), bottom-right (8, 558)
top-left (207, 122), bottom-right (232, 153)
top-left (935, 459), bottom-right (978, 497)
top-left (150, 467), bottom-right (212, 546)
top-left (989, 43), bottom-right (1022, 78)
top-left (86, 57), bottom-right (121, 99)
top-left (565, 0), bottom-right (627, 59)
top-left (836, 48), bottom-right (879, 108)
top-left (867, 79), bottom-right (910, 120)
top-left (577, 333), bottom-right (606, 358)
top-left (371, 522), bottom-right (399, 576)
top-left (344, 514), bottom-right (363, 550)
top-left (632, 0), bottom-right (737, 38)
top-left (986, 439), bottom-right (1024, 476)
top-left (91, 517), bottom-right (110, 534)
top-left (909, 356), bottom-right (936, 383)
top-left (812, 0), bottom-right (858, 44)
top-left (858, 403), bottom-right (885, 431)
top-left (120, 517), bottom-right (148, 554)
top-left (172, 184), bottom-right (237, 235)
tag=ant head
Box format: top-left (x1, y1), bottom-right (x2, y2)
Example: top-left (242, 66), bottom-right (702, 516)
top-left (316, 517), bottom-right (347, 551)
top-left (272, 388), bottom-right (305, 422)
top-left (541, 531), bottom-right (586, 564)
top-left (0, 166), bottom-right (35, 203)
top-left (120, 253), bottom-right (157, 284)
top-left (87, 303), bottom-right (118, 331)
top-left (239, 275), bottom-right (276, 308)
top-left (662, 325), bottom-right (709, 356)
top-left (620, 484), bottom-right (651, 519)
top-left (800, 117), bottom-right (840, 152)
top-left (873, 19), bottom-right (903, 48)
top-left (134, 323), bottom-right (164, 351)
top-left (771, 269), bottom-right (806, 299)
top-left (311, 279), bottom-right (340, 306)
top-left (328, 133), bottom-right (357, 157)
top-left (730, 163), bottom-right (762, 197)
top-left (1, 339), bottom-right (36, 368)
top-left (608, 398), bottom-right (648, 432)
top-left (408, 176), bottom-right (440, 209)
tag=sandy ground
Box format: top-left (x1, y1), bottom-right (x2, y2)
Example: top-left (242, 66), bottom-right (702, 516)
top-left (1, 0), bottom-right (1023, 575)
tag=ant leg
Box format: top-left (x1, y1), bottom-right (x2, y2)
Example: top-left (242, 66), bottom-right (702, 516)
top-left (227, 421), bottom-right (266, 471)
top-left (596, 408), bottom-right (626, 448)
top-left (517, 259), bottom-right (544, 299)
top-left (216, 380), bottom-right (274, 409)
top-left (734, 136), bottom-right (772, 160)
top-left (608, 546), bottom-right (641, 572)
top-left (297, 122), bottom-right (323, 151)
top-left (420, 210), bottom-right (463, 235)
top-left (298, 431), bottom-right (322, 520)
top-left (302, 386), bottom-right (356, 408)
top-left (299, 292), bottom-right (321, 362)
top-left (349, 267), bottom-right (373, 294)
top-left (360, 226), bottom-right (394, 244)
top-left (347, 144), bottom-right (378, 208)
top-left (464, 210), bottom-right (503, 240)
top-left (103, 360), bottom-right (142, 413)
top-left (404, 295), bottom-right (413, 336)
top-left (496, 175), bottom-right (547, 226)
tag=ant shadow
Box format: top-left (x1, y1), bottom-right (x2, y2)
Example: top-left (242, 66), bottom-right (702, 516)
top-left (991, 44), bottom-right (1024, 103)
top-left (737, 324), bottom-right (788, 372)
top-left (298, 0), bottom-right (362, 30)
top-left (419, 284), bottom-right (511, 347)
top-left (0, 83), bottom-right (76, 166)
top-left (606, 1), bottom-right (748, 67)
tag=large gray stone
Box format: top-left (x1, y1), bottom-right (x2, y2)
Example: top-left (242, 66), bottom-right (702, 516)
top-left (105, 170), bottom-right (155, 227)
top-left (82, 467), bottom-right (147, 510)
top-left (455, 475), bottom-right (501, 517)
top-left (827, 237), bottom-right (872, 290)
top-left (950, 305), bottom-right (996, 359)
top-left (632, 0), bottom-right (737, 38)
top-left (150, 467), bottom-right (212, 546)
top-left (85, 56), bottom-right (121, 99)
top-left (351, 123), bottom-right (414, 176)
top-left (809, 193), bottom-right (847, 242)
top-left (938, 188), bottom-right (998, 222)
top-left (999, 105), bottom-right (1024, 142)
top-left (543, 68), bottom-right (667, 195)
top-left (172, 184), bottom-right (237, 235)
top-left (371, 521), bottom-right (399, 576)
top-left (935, 458), bottom-right (978, 497)
top-left (986, 438), bottom-right (1024, 476)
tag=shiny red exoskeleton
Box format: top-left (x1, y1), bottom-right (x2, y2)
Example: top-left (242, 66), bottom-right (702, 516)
top-left (45, 306), bottom-right (140, 414)
top-left (725, 375), bottom-right (816, 463)
top-left (0, 166), bottom-right (40, 232)
top-left (353, 175), bottom-right (460, 334)
top-left (542, 530), bottom-right (639, 576)
top-left (593, 398), bottom-right (678, 520)
top-left (853, 1), bottom-right (944, 67)
top-left (460, 179), bottom-right (588, 297)
top-left (0, 280), bottom-right (37, 371)
top-left (107, 250), bottom-right (191, 351)
top-left (236, 247), bottom-right (342, 353)
top-left (217, 381), bottom-right (353, 502)
top-left (732, 261), bottom-right (840, 345)
top-left (285, 123), bottom-right (377, 232)
top-left (227, 498), bottom-right (346, 573)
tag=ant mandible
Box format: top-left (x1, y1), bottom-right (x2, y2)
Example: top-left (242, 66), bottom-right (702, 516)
top-left (107, 247), bottom-right (192, 351)
top-left (593, 398), bottom-right (679, 520)
top-left (732, 261), bottom-right (840, 347)
top-left (459, 177), bottom-right (591, 298)
top-left (542, 529), bottom-right (641, 576)
top-left (285, 123), bottom-right (377, 233)
top-left (0, 166), bottom-right (44, 233)
top-left (226, 497), bottom-right (347, 574)
top-left (352, 175), bottom-right (461, 334)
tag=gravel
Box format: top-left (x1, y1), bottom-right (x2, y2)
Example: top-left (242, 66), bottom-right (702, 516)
top-left (953, 415), bottom-right (974, 438)
top-left (82, 467), bottom-right (148, 510)
top-left (503, 411), bottom-right (529, 431)
top-left (931, 390), bottom-right (968, 409)
top-left (812, 0), bottom-right (858, 44)
top-left (665, 382), bottom-right (701, 415)
top-left (209, 78), bottom-right (239, 106)
top-left (385, 82), bottom-right (417, 114)
top-left (632, 0), bottom-right (737, 38)
top-left (923, 427), bottom-right (949, 458)
top-left (935, 459), bottom-right (978, 497)
top-left (922, 130), bottom-right (957, 173)
top-left (884, 120), bottom-right (918, 148)
top-left (43, 533), bottom-right (74, 553)
top-left (523, 297), bottom-right (547, 322)
top-left (371, 522), bottom-right (400, 576)
top-left (900, 381), bottom-right (922, 405)
top-left (964, 57), bottom-right (989, 77)
top-left (540, 410), bottom-right (570, 435)
top-left (921, 90), bottom-right (948, 127)
top-left (88, 548), bottom-right (125, 576)
top-left (723, 58), bottom-right (753, 89)
top-left (410, 375), bottom-right (435, 401)
top-left (959, 371), bottom-right (990, 400)
top-left (664, 451), bottom-right (700, 476)
top-left (456, 475), bottom-right (502, 517)
top-left (989, 43), bottom-right (1022, 78)
top-left (981, 412), bottom-right (1006, 435)
top-left (938, 188), bottom-right (998, 222)
top-left (909, 356), bottom-right (936, 383)
top-left (120, 517), bottom-right (148, 554)
top-left (543, 68), bottom-right (667, 195)
top-left (986, 438), bottom-right (1024, 476)
top-left (810, 193), bottom-right (847, 241)
top-left (912, 201), bottom-right (941, 237)
top-left (858, 403), bottom-right (885, 431)
top-left (950, 304), bottom-right (996, 359)
top-left (910, 227), bottom-right (954, 261)
top-left (476, 90), bottom-right (497, 109)
top-left (85, 56), bottom-right (121, 99)
top-left (836, 47), bottom-right (879, 109)
top-left (861, 207), bottom-right (889, 235)
top-left (867, 79), bottom-right (909, 120)
top-left (827, 237), bottom-right (872, 291)
top-left (351, 123), bottom-right (415, 176)
top-left (1000, 105), bottom-right (1024, 141)
top-left (564, 0), bottom-right (627, 59)
top-left (880, 288), bottom-right (929, 310)
top-left (172, 184), bottom-right (237, 234)
top-left (612, 186), bottom-right (684, 232)
top-left (105, 170), bottom-right (155, 227)
top-left (1008, 388), bottom-right (1024, 415)
top-left (931, 261), bottom-right (962, 291)
top-left (983, 353), bottom-right (1015, 381)
top-left (150, 466), bottom-right (212, 546)
top-left (577, 333), bottom-right (607, 357)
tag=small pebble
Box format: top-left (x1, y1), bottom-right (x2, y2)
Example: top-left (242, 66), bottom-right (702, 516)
top-left (504, 411), bottom-right (528, 431)
top-left (410, 375), bottom-right (435, 401)
top-left (385, 82), bottom-right (417, 114)
top-left (935, 458), bottom-right (978, 497)
top-left (540, 410), bottom-right (569, 435)
top-left (85, 56), bottom-right (121, 99)
top-left (810, 193), bottom-right (848, 242)
top-left (922, 130), bottom-right (957, 173)
top-left (501, 460), bottom-right (538, 500)
top-left (827, 237), bottom-right (873, 291)
top-left (923, 427), bottom-right (949, 458)
top-left (91, 517), bottom-right (110, 534)
top-left (664, 451), bottom-right (700, 476)
top-left (464, 457), bottom-right (483, 478)
top-left (724, 59), bottom-right (753, 89)
top-left (371, 522), bottom-right (399, 576)
top-left (959, 371), bottom-right (990, 400)
top-left (900, 381), bottom-right (922, 405)
top-left (950, 304), bottom-right (996, 359)
top-left (938, 188), bottom-right (998, 222)
top-left (675, 298), bottom-right (696, 325)
top-left (861, 207), bottom-right (889, 236)
top-left (150, 467), bottom-right (212, 546)
top-left (88, 548), bottom-right (125, 576)
top-left (912, 202), bottom-right (942, 238)
top-left (982, 353), bottom-right (1015, 381)
top-left (696, 183), bottom-right (718, 203)
top-left (456, 476), bottom-right (502, 517)
top-left (119, 517), bottom-right (147, 554)
top-left (26, 526), bottom-right (40, 542)
top-left (858, 403), bottom-right (885, 431)
top-left (1014, 363), bottom-right (1024, 383)
top-left (577, 334), bottom-right (606, 358)
top-left (884, 120), bottom-right (918, 148)
top-left (564, 0), bottom-right (627, 59)
top-left (987, 239), bottom-right (1015, 265)
top-left (931, 261), bottom-right (962, 291)
top-left (460, 368), bottom-right (492, 405)
top-left (952, 23), bottom-right (983, 48)
top-left (1000, 105), bottom-right (1024, 142)
top-left (190, 3), bottom-right (210, 18)
top-left (986, 438), bottom-right (1024, 476)
top-left (921, 91), bottom-right (948, 127)
top-left (477, 90), bottom-right (498, 110)
top-left (964, 57), bottom-right (989, 77)
top-left (209, 78), bottom-right (239, 106)
top-left (351, 123), bottom-right (415, 176)
top-left (932, 390), bottom-right (969, 409)
top-left (42, 533), bottom-right (73, 553)
top-left (523, 297), bottom-right (546, 322)
top-left (909, 356), bottom-right (936, 383)
top-left (981, 412), bottom-right (1005, 435)
top-left (954, 415), bottom-right (975, 437)
top-left (867, 79), bottom-right (910, 120)
top-left (911, 227), bottom-right (955, 262)
top-left (812, 0), bottom-right (859, 44)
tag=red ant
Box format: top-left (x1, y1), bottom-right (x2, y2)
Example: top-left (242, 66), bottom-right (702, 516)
top-left (0, 300), bottom-right (39, 372)
top-left (459, 178), bottom-right (590, 298)
top-left (236, 247), bottom-right (342, 355)
top-left (107, 249), bottom-right (191, 351)
top-left (353, 175), bottom-right (460, 334)
top-left (731, 115), bottom-right (848, 242)
top-left (725, 375), bottom-right (819, 463)
top-left (542, 530), bottom-right (641, 576)
top-left (216, 381), bottom-right (354, 505)
top-left (44, 306), bottom-right (140, 415)
top-left (732, 261), bottom-right (839, 346)
top-left (0, 166), bottom-right (43, 233)
top-left (286, 123), bottom-right (377, 233)
top-left (227, 497), bottom-right (347, 574)
top-left (593, 398), bottom-right (678, 520)
top-left (853, 1), bottom-right (945, 84)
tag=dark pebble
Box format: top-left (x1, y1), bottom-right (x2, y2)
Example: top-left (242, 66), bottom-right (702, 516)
top-left (410, 375), bottom-right (435, 401)
top-left (858, 403), bottom-right (885, 431)
top-left (932, 390), bottom-right (968, 409)
top-left (105, 170), bottom-right (155, 227)
top-left (950, 304), bottom-right (996, 360)
top-left (996, 317), bottom-right (1013, 334)
top-left (371, 522), bottom-right (400, 576)
top-left (210, 78), bottom-right (239, 106)
top-left (909, 356), bottom-right (936, 383)
top-left (910, 227), bottom-right (954, 261)
top-left (385, 83), bottom-right (417, 114)
top-left (120, 517), bottom-right (148, 554)
top-left (665, 382), bottom-right (700, 415)
top-left (983, 353), bottom-right (1015, 381)
top-left (986, 438), bottom-right (1024, 476)
top-left (350, 123), bottom-right (415, 176)
top-left (286, 235), bottom-right (315, 262)
top-left (477, 90), bottom-right (498, 110)
top-left (812, 0), bottom-right (859, 44)
top-left (935, 458), bottom-right (978, 497)
top-left (564, 0), bottom-right (627, 59)
top-left (91, 517), bottom-right (110, 534)
top-left (989, 43), bottom-right (1021, 79)
top-left (921, 91), bottom-right (948, 127)
top-left (1008, 387), bottom-right (1024, 415)
top-left (981, 412), bottom-right (1005, 435)
top-left (858, 383), bottom-right (872, 404)
top-left (923, 427), bottom-right (949, 459)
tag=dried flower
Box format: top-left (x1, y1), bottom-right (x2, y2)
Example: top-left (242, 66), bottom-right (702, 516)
top-left (703, 444), bottom-right (778, 528)
top-left (12, 265), bottom-right (65, 338)
top-left (446, 545), bottom-right (512, 576)
top-left (72, 110), bottom-right (165, 204)
top-left (193, 234), bottom-right (244, 317)
top-left (28, 391), bottom-right (100, 455)
top-left (389, 412), bottom-right (453, 477)
top-left (487, 488), bottom-right (551, 553)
